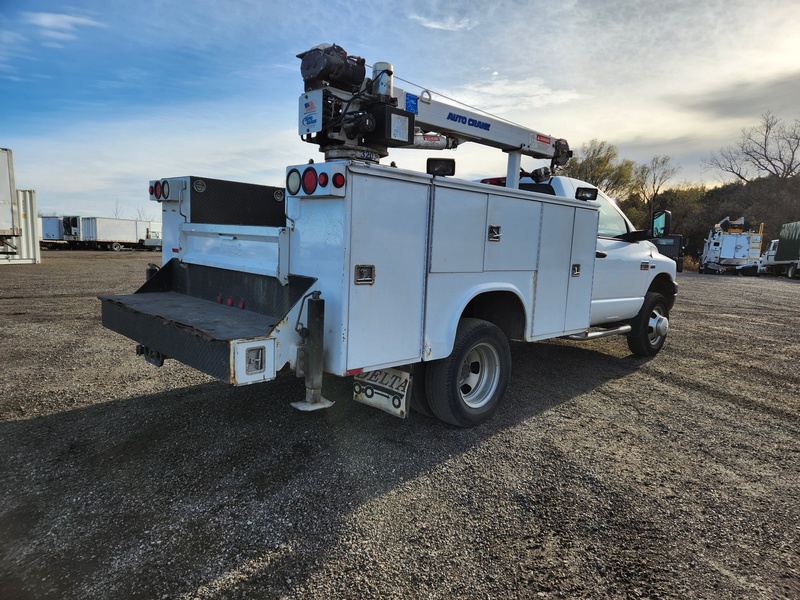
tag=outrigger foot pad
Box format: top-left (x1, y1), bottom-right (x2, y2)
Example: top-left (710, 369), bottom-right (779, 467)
top-left (291, 397), bottom-right (334, 411)
top-left (291, 388), bottom-right (334, 411)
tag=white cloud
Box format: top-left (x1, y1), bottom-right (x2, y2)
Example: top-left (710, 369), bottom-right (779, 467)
top-left (408, 14), bottom-right (475, 31)
top-left (23, 12), bottom-right (104, 45)
top-left (433, 77), bottom-right (586, 118)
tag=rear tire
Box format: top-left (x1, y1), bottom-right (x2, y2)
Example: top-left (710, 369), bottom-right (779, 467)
top-left (627, 292), bottom-right (669, 356)
top-left (425, 318), bottom-right (511, 427)
top-left (111, 242), bottom-right (122, 252)
top-left (409, 362), bottom-right (435, 418)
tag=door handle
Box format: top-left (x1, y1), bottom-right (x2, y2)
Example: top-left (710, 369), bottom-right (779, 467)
top-left (596, 251), bottom-right (608, 258)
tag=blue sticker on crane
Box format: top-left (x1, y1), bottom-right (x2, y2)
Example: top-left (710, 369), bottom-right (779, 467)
top-left (405, 93), bottom-right (419, 115)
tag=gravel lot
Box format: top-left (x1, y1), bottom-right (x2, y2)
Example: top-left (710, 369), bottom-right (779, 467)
top-left (1, 251), bottom-right (798, 599)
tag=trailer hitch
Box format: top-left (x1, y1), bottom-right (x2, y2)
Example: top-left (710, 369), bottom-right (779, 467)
top-left (136, 344), bottom-right (165, 367)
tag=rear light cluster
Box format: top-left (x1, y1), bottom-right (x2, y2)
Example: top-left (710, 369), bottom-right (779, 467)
top-left (149, 179), bottom-right (171, 200)
top-left (286, 166), bottom-right (346, 197)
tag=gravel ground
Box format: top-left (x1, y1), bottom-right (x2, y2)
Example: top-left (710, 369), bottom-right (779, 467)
top-left (0, 251), bottom-right (798, 599)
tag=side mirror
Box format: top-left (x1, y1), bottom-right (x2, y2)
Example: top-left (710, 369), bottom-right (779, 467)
top-left (427, 158), bottom-right (455, 177)
top-left (652, 210), bottom-right (671, 238)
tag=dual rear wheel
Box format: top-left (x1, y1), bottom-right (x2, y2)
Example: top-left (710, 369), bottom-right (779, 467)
top-left (411, 318), bottom-right (511, 427)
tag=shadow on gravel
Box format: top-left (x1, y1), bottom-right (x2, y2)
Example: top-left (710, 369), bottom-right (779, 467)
top-left (0, 341), bottom-right (643, 599)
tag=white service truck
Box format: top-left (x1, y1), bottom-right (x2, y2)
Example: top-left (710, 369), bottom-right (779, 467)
top-left (758, 221), bottom-right (800, 278)
top-left (100, 44), bottom-right (677, 426)
top-left (700, 216), bottom-right (762, 275)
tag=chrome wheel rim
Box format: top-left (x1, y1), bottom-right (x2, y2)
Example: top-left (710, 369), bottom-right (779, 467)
top-left (458, 342), bottom-right (501, 409)
top-left (648, 307), bottom-right (669, 347)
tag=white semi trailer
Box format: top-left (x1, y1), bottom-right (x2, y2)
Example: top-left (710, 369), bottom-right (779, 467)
top-left (1, 148), bottom-right (40, 265)
top-left (63, 216), bottom-right (161, 251)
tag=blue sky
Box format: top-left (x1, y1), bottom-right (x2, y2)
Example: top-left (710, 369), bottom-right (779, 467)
top-left (2, 0), bottom-right (799, 219)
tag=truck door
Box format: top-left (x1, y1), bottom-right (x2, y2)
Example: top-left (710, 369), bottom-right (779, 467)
top-left (591, 191), bottom-right (652, 325)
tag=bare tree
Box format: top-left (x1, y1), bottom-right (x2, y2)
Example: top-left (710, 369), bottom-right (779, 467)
top-left (111, 199), bottom-right (125, 219)
top-left (135, 206), bottom-right (156, 221)
top-left (635, 155), bottom-right (680, 223)
top-left (704, 112), bottom-right (800, 183)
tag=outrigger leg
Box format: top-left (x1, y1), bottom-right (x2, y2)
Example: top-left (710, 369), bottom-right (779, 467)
top-left (291, 292), bottom-right (334, 411)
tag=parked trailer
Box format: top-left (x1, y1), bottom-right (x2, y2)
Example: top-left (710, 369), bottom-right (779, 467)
top-left (758, 221), bottom-right (800, 278)
top-left (1, 149), bottom-right (41, 265)
top-left (39, 216), bottom-right (68, 249)
top-left (63, 216), bottom-right (162, 251)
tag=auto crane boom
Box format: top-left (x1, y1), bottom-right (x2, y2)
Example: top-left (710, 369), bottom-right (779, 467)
top-left (296, 44), bottom-right (571, 188)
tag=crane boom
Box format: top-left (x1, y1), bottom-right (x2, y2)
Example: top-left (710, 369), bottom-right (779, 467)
top-left (393, 87), bottom-right (564, 160)
top-left (296, 44), bottom-right (570, 185)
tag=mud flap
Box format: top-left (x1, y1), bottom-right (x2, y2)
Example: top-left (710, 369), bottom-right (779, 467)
top-left (353, 367), bottom-right (411, 418)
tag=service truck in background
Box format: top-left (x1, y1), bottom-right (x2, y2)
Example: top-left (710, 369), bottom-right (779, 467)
top-left (758, 221), bottom-right (800, 278)
top-left (100, 43), bottom-right (677, 426)
top-left (700, 216), bottom-right (762, 275)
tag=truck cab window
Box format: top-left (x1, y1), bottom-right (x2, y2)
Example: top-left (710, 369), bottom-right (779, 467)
top-left (594, 191), bottom-right (630, 238)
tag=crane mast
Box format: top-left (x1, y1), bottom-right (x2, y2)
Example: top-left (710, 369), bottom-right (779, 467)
top-left (296, 44), bottom-right (571, 188)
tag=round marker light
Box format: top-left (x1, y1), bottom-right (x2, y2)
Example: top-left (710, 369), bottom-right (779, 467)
top-left (286, 169), bottom-right (302, 195)
top-left (161, 180), bottom-right (170, 199)
top-left (318, 172), bottom-right (329, 187)
top-left (332, 172), bottom-right (345, 188)
top-left (149, 184), bottom-right (154, 196)
top-left (302, 167), bottom-right (318, 195)
top-left (154, 180), bottom-right (162, 199)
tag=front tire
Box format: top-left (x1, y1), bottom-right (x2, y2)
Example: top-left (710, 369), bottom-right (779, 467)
top-left (788, 263), bottom-right (797, 279)
top-left (426, 318), bottom-right (511, 427)
top-left (627, 292), bottom-right (669, 356)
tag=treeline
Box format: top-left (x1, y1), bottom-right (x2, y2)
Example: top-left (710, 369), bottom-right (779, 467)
top-left (562, 113), bottom-right (800, 256)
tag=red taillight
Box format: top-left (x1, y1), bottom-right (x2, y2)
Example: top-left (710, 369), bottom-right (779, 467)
top-left (332, 172), bottom-right (345, 188)
top-left (151, 179), bottom-right (170, 199)
top-left (480, 177), bottom-right (506, 186)
top-left (302, 167), bottom-right (318, 195)
top-left (318, 172), bottom-right (329, 187)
